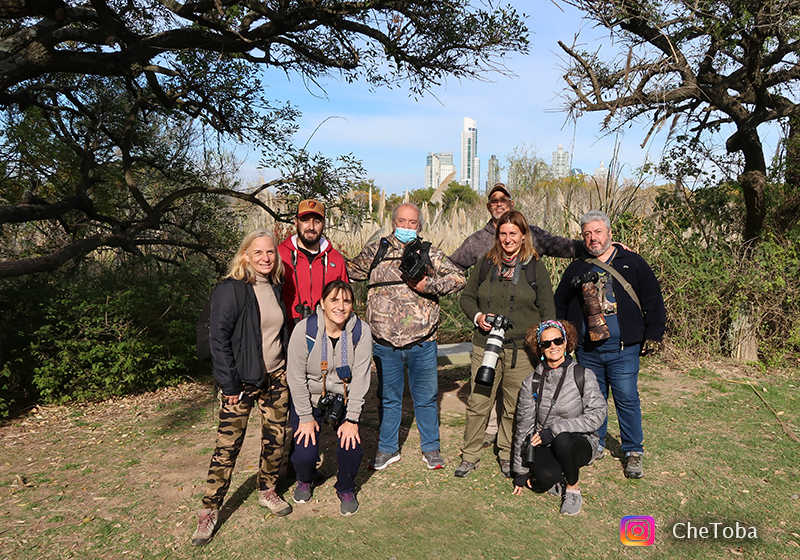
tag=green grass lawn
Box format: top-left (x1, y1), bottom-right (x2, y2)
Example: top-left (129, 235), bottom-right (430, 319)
top-left (0, 361), bottom-right (798, 559)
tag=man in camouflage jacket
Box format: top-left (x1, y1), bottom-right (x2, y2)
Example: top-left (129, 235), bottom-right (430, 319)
top-left (349, 203), bottom-right (466, 471)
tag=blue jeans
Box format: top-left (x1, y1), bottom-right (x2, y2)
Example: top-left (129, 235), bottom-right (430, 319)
top-left (372, 340), bottom-right (440, 454)
top-left (576, 343), bottom-right (643, 454)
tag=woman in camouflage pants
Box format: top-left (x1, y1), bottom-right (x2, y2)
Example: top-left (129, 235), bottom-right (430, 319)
top-left (192, 229), bottom-right (292, 546)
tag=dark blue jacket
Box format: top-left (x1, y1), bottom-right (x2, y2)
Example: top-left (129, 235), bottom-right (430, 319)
top-left (554, 248), bottom-right (665, 346)
top-left (209, 278), bottom-right (289, 395)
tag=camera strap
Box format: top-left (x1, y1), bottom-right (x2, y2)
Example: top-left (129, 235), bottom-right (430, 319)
top-left (292, 246), bottom-right (328, 313)
top-left (320, 326), bottom-right (349, 404)
top-left (582, 256), bottom-right (641, 311)
top-left (367, 237), bottom-right (433, 290)
top-left (536, 364), bottom-right (569, 434)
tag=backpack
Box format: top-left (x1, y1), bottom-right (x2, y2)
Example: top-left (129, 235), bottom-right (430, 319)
top-left (367, 237), bottom-right (433, 289)
top-left (304, 312), bottom-right (363, 354)
top-left (532, 363), bottom-right (587, 400)
top-left (195, 280), bottom-right (248, 361)
top-left (477, 256), bottom-right (538, 291)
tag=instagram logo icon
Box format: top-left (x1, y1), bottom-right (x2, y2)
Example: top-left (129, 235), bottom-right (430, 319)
top-left (620, 516), bottom-right (655, 546)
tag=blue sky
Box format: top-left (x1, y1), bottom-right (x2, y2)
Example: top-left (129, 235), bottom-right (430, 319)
top-left (240, 3), bottom-right (708, 194)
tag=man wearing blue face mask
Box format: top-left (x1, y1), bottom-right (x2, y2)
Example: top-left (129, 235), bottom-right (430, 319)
top-left (349, 203), bottom-right (466, 471)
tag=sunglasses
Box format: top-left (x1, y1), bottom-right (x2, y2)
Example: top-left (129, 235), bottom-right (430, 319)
top-left (539, 337), bottom-right (565, 348)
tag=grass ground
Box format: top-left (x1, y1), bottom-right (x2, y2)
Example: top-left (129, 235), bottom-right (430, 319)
top-left (0, 359), bottom-right (798, 560)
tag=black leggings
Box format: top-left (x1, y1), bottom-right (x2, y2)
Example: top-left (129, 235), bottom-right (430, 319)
top-left (531, 432), bottom-right (592, 489)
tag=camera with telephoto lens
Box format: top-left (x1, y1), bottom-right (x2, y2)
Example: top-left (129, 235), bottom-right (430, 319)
top-left (398, 239), bottom-right (428, 281)
top-left (570, 270), bottom-right (609, 341)
top-left (317, 392), bottom-right (346, 426)
top-left (475, 313), bottom-right (513, 387)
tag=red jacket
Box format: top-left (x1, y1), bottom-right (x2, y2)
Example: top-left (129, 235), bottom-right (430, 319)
top-left (278, 235), bottom-right (349, 324)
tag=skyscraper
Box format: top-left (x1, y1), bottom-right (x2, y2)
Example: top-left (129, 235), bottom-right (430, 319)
top-left (552, 144), bottom-right (570, 179)
top-left (424, 151), bottom-right (455, 190)
top-left (486, 155), bottom-right (500, 192)
top-left (460, 117), bottom-right (480, 192)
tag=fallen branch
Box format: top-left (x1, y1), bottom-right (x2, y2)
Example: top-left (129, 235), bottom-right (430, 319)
top-left (723, 379), bottom-right (800, 443)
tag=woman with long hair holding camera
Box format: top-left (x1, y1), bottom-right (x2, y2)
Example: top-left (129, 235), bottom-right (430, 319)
top-left (285, 280), bottom-right (373, 516)
top-left (456, 210), bottom-right (555, 479)
top-left (511, 320), bottom-right (606, 515)
top-left (192, 230), bottom-right (292, 546)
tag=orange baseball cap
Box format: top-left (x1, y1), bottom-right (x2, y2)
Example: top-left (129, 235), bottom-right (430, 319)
top-left (297, 199), bottom-right (325, 218)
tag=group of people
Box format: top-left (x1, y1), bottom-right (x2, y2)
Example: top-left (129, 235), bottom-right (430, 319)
top-left (192, 185), bottom-right (666, 545)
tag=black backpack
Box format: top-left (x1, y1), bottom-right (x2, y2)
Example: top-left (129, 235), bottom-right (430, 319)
top-left (195, 280), bottom-right (248, 361)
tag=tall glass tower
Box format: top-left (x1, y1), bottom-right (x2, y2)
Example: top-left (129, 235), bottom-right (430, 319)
top-left (460, 117), bottom-right (480, 192)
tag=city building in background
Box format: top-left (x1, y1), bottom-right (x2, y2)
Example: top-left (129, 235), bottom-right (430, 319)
top-left (425, 151), bottom-right (456, 190)
top-left (460, 117), bottom-right (480, 192)
top-left (594, 161), bottom-right (608, 184)
top-left (486, 155), bottom-right (500, 192)
top-left (552, 144), bottom-right (571, 179)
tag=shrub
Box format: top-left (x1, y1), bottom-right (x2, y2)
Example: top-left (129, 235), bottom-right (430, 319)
top-left (0, 259), bottom-right (216, 414)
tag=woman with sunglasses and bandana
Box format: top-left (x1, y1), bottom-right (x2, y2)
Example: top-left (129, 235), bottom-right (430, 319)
top-left (511, 320), bottom-right (607, 515)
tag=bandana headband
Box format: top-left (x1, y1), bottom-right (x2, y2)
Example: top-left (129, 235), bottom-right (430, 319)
top-left (536, 320), bottom-right (567, 343)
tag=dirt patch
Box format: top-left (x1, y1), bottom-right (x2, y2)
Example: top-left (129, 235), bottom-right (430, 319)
top-left (1, 359), bottom-right (795, 559)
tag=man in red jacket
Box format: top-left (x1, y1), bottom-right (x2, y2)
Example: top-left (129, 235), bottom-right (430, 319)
top-left (278, 199), bottom-right (349, 326)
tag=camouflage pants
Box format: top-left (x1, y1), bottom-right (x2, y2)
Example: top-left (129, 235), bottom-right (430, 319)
top-left (201, 367), bottom-right (289, 510)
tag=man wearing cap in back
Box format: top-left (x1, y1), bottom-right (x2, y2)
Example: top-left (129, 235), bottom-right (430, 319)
top-left (449, 183), bottom-right (584, 450)
top-left (450, 183), bottom-right (583, 271)
top-left (278, 199), bottom-right (349, 327)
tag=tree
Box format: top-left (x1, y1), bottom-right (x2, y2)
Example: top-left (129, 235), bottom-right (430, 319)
top-left (558, 0), bottom-right (800, 240)
top-left (441, 181), bottom-right (480, 211)
top-left (505, 143), bottom-right (552, 193)
top-left (0, 1), bottom-right (528, 278)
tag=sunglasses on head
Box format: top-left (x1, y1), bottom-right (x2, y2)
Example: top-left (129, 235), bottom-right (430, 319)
top-left (539, 337), bottom-right (565, 349)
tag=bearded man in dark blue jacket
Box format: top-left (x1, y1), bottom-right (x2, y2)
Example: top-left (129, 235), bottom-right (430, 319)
top-left (554, 210), bottom-right (665, 479)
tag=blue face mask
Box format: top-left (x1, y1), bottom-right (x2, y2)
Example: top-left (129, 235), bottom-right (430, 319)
top-left (395, 227), bottom-right (418, 244)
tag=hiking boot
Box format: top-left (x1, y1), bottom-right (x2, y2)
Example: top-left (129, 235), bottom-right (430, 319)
top-left (258, 488), bottom-right (293, 516)
top-left (293, 481), bottom-right (314, 504)
top-left (338, 491), bottom-right (359, 516)
top-left (482, 432), bottom-right (497, 449)
top-left (587, 446), bottom-right (605, 466)
top-left (624, 452), bottom-right (644, 479)
top-left (191, 508), bottom-right (218, 546)
top-left (369, 450), bottom-right (401, 471)
top-left (547, 482), bottom-right (563, 497)
top-left (422, 449), bottom-right (445, 470)
top-left (454, 459), bottom-right (478, 478)
top-left (560, 491), bottom-right (582, 515)
top-left (498, 458), bottom-right (512, 478)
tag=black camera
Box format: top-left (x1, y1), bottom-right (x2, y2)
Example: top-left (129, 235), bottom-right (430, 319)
top-left (521, 432), bottom-right (536, 467)
top-left (399, 239), bottom-right (428, 281)
top-left (317, 392), bottom-right (346, 426)
top-left (570, 270), bottom-right (599, 288)
top-left (295, 302), bottom-right (312, 320)
top-left (475, 313), bottom-right (513, 387)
